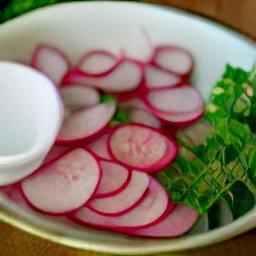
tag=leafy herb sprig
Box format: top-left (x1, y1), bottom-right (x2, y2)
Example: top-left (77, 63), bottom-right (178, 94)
top-left (157, 65), bottom-right (256, 215)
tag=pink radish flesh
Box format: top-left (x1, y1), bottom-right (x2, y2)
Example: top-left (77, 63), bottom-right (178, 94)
top-left (108, 124), bottom-right (177, 171)
top-left (4, 186), bottom-right (29, 208)
top-left (73, 177), bottom-right (173, 230)
top-left (88, 170), bottom-right (149, 215)
top-left (43, 144), bottom-right (72, 164)
top-left (153, 107), bottom-right (204, 126)
top-left (63, 59), bottom-right (142, 93)
top-left (78, 50), bottom-right (118, 76)
top-left (119, 97), bottom-right (151, 112)
top-left (144, 65), bottom-right (181, 89)
top-left (60, 85), bottom-right (100, 109)
top-left (127, 204), bottom-right (199, 237)
top-left (94, 160), bottom-right (130, 198)
top-left (146, 85), bottom-right (203, 113)
top-left (87, 133), bottom-right (112, 160)
top-left (152, 46), bottom-right (193, 75)
top-left (127, 107), bottom-right (161, 128)
top-left (57, 103), bottom-right (115, 143)
top-left (21, 148), bottom-right (101, 214)
top-left (61, 69), bottom-right (88, 85)
top-left (31, 44), bottom-right (69, 85)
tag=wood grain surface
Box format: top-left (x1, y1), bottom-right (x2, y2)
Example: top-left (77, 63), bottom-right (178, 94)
top-left (1, 0), bottom-right (255, 255)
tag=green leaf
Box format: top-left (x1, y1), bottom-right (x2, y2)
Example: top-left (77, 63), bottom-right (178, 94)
top-left (158, 65), bottom-right (256, 215)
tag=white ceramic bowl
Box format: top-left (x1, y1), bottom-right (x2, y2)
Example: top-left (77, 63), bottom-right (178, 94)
top-left (0, 62), bottom-right (63, 185)
top-left (0, 2), bottom-right (255, 255)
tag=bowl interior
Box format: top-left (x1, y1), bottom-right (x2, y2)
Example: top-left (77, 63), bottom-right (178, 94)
top-left (0, 2), bottom-right (255, 255)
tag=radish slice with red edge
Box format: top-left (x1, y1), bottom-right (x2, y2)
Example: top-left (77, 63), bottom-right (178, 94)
top-left (60, 85), bottom-right (100, 109)
top-left (78, 50), bottom-right (118, 76)
top-left (43, 144), bottom-right (73, 164)
top-left (154, 108), bottom-right (204, 127)
top-left (88, 170), bottom-right (149, 216)
top-left (87, 133), bottom-right (112, 160)
top-left (31, 44), bottom-right (69, 85)
top-left (3, 185), bottom-right (29, 208)
top-left (57, 103), bottom-right (115, 144)
top-left (145, 85), bottom-right (203, 114)
top-left (151, 46), bottom-right (193, 76)
top-left (126, 204), bottom-right (199, 237)
top-left (73, 177), bottom-right (173, 230)
top-left (62, 59), bottom-right (143, 93)
top-left (144, 65), bottom-right (181, 89)
top-left (61, 69), bottom-right (87, 85)
top-left (127, 107), bottom-right (161, 128)
top-left (21, 148), bottom-right (101, 214)
top-left (108, 124), bottom-right (178, 172)
top-left (118, 97), bottom-right (151, 112)
top-left (93, 160), bottom-right (130, 198)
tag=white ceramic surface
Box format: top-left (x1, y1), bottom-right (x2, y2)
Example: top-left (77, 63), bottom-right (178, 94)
top-left (0, 62), bottom-right (63, 185)
top-left (0, 2), bottom-right (255, 255)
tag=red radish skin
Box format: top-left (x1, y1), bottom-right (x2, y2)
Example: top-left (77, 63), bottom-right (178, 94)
top-left (73, 177), bottom-right (173, 230)
top-left (93, 160), bottom-right (131, 198)
top-left (87, 133), bottom-right (112, 160)
top-left (0, 185), bottom-right (29, 207)
top-left (126, 204), bottom-right (199, 237)
top-left (126, 107), bottom-right (161, 129)
top-left (151, 45), bottom-right (193, 76)
top-left (60, 85), bottom-right (100, 109)
top-left (144, 65), bottom-right (182, 89)
top-left (88, 170), bottom-right (149, 216)
top-left (61, 69), bottom-right (88, 85)
top-left (78, 50), bottom-right (119, 76)
top-left (5, 185), bottom-right (30, 208)
top-left (145, 85), bottom-right (203, 114)
top-left (118, 97), bottom-right (152, 112)
top-left (154, 107), bottom-right (204, 128)
top-left (21, 148), bottom-right (101, 215)
top-left (56, 103), bottom-right (115, 144)
top-left (31, 44), bottom-right (69, 85)
top-left (43, 144), bottom-right (73, 164)
top-left (62, 59), bottom-right (143, 93)
top-left (108, 124), bottom-right (178, 172)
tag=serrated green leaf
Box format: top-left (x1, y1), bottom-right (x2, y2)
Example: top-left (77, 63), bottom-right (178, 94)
top-left (158, 65), bottom-right (256, 215)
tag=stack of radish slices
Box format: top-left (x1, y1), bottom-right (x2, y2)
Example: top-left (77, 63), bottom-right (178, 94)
top-left (1, 44), bottom-right (205, 237)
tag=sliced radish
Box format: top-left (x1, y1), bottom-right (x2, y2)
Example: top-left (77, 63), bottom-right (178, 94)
top-left (119, 97), bottom-right (151, 112)
top-left (21, 148), bottom-right (101, 214)
top-left (57, 103), bottom-right (115, 144)
top-left (60, 85), bottom-right (100, 109)
top-left (73, 177), bottom-right (173, 230)
top-left (62, 59), bottom-right (142, 93)
top-left (94, 160), bottom-right (130, 198)
top-left (4, 185), bottom-right (29, 208)
top-left (144, 65), bottom-right (181, 89)
top-left (154, 108), bottom-right (203, 127)
top-left (78, 50), bottom-right (118, 76)
top-left (87, 133), bottom-right (112, 160)
top-left (61, 69), bottom-right (87, 85)
top-left (88, 170), bottom-right (149, 215)
top-left (31, 44), bottom-right (69, 85)
top-left (43, 144), bottom-right (72, 164)
top-left (127, 107), bottom-right (161, 128)
top-left (126, 204), bottom-right (199, 237)
top-left (145, 85), bottom-right (203, 114)
top-left (108, 124), bottom-right (178, 172)
top-left (151, 46), bottom-right (193, 76)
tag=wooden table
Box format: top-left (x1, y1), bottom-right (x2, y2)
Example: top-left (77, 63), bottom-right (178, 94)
top-left (1, 0), bottom-right (256, 255)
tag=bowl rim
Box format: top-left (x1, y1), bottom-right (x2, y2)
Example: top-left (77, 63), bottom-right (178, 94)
top-left (0, 208), bottom-right (255, 255)
top-left (0, 1), bottom-right (255, 255)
